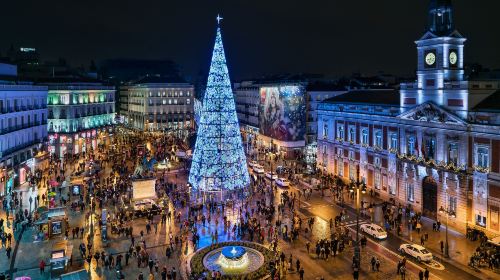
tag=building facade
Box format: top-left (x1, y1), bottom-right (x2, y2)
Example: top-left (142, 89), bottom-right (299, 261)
top-left (0, 67), bottom-right (48, 194)
top-left (120, 79), bottom-right (194, 137)
top-left (233, 83), bottom-right (260, 154)
top-left (234, 81), bottom-right (346, 162)
top-left (46, 81), bottom-right (116, 158)
top-left (317, 1), bottom-right (500, 235)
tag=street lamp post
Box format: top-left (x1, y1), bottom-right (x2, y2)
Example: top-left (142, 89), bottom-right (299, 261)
top-left (439, 194), bottom-right (455, 258)
top-left (89, 195), bottom-right (94, 238)
top-left (349, 166), bottom-right (366, 268)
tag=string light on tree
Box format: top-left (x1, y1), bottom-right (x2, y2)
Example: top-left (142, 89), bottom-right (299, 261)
top-left (189, 16), bottom-right (250, 193)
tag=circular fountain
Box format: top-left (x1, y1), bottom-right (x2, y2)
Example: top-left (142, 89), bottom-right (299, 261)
top-left (217, 246), bottom-right (249, 270)
top-left (197, 242), bottom-right (267, 277)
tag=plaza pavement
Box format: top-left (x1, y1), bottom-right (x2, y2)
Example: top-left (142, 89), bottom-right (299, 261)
top-left (0, 144), bottom-right (420, 280)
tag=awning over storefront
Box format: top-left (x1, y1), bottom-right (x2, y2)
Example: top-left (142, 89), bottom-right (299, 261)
top-left (60, 269), bottom-right (89, 280)
top-left (48, 207), bottom-right (66, 219)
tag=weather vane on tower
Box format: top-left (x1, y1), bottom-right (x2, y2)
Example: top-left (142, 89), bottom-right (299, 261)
top-left (216, 14), bottom-right (223, 25)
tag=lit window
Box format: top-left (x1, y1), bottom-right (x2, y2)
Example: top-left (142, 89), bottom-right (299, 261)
top-left (338, 159), bottom-right (343, 177)
top-left (476, 214), bottom-right (486, 227)
top-left (337, 148), bottom-right (343, 176)
top-left (362, 129), bottom-right (368, 144)
top-left (162, 99), bottom-right (167, 105)
top-left (186, 99), bottom-right (191, 105)
top-left (174, 99), bottom-right (178, 105)
top-left (180, 91), bottom-right (183, 97)
top-left (187, 91), bottom-right (191, 97)
top-left (390, 133), bottom-right (398, 150)
top-left (323, 123), bottom-right (328, 139)
top-left (449, 196), bottom-right (457, 214)
top-left (348, 127), bottom-right (356, 142)
top-left (374, 130), bottom-right (382, 148)
top-left (337, 125), bottom-right (344, 140)
top-left (476, 146), bottom-right (489, 168)
top-left (407, 136), bottom-right (415, 155)
top-left (448, 143), bottom-right (458, 165)
top-left (349, 150), bottom-right (355, 160)
top-left (349, 163), bottom-right (355, 179)
top-left (407, 183), bottom-right (414, 202)
top-left (375, 172), bottom-right (381, 190)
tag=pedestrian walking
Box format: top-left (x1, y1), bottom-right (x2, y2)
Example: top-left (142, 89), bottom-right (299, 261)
top-left (424, 268), bottom-right (430, 280)
top-left (353, 267), bottom-right (359, 280)
top-left (6, 246), bottom-right (11, 259)
top-left (39, 260), bottom-right (46, 274)
top-left (400, 266), bottom-right (406, 280)
top-left (299, 267), bottom-right (304, 280)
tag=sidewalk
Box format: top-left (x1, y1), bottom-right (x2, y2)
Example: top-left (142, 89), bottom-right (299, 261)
top-left (0, 180), bottom-right (43, 275)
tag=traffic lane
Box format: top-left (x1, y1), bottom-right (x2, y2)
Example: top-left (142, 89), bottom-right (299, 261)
top-left (297, 188), bottom-right (482, 280)
top-left (287, 184), bottom-right (473, 279)
top-left (291, 191), bottom-right (433, 279)
top-left (350, 227), bottom-right (442, 278)
top-left (345, 222), bottom-right (481, 280)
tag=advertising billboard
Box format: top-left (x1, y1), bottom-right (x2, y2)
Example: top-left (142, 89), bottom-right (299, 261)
top-left (259, 85), bottom-right (306, 142)
top-left (132, 178), bottom-right (157, 200)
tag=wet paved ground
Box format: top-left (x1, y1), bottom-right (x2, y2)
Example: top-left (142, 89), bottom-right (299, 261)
top-left (1, 146), bottom-right (498, 279)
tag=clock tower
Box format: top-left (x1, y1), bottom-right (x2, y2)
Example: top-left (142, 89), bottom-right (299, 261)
top-left (401, 0), bottom-right (468, 118)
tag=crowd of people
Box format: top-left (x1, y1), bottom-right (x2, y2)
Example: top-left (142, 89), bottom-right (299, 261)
top-left (2, 128), bottom-right (499, 280)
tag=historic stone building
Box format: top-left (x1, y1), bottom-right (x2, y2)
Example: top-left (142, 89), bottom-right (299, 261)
top-left (317, 0), bottom-right (500, 235)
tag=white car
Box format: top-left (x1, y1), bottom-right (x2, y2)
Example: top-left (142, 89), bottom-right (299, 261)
top-left (360, 223), bottom-right (387, 239)
top-left (276, 178), bottom-right (290, 187)
top-left (398, 244), bottom-right (433, 262)
top-left (253, 165), bottom-right (265, 174)
top-left (265, 172), bottom-right (278, 180)
top-left (248, 160), bottom-right (258, 168)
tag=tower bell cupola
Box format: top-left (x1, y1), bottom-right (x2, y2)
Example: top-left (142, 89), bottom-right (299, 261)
top-left (428, 0), bottom-right (454, 36)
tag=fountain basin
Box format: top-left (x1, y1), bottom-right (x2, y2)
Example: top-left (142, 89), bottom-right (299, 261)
top-left (203, 245), bottom-right (264, 275)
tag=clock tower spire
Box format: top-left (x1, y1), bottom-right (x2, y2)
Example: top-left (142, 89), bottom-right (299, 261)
top-left (400, 0), bottom-right (468, 118)
top-left (428, 0), bottom-right (454, 36)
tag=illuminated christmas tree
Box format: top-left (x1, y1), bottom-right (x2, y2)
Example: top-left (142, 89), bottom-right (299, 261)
top-left (189, 17), bottom-right (250, 193)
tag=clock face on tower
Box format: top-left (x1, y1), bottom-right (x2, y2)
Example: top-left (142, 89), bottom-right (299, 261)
top-left (449, 50), bottom-right (458, 66)
top-left (425, 52), bottom-right (436, 67)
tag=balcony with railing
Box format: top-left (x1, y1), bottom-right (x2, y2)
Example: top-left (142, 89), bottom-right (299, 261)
top-left (0, 139), bottom-right (43, 159)
top-left (0, 121), bottom-right (47, 135)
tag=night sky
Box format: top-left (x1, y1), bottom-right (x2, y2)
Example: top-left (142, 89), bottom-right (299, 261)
top-left (2, 0), bottom-right (499, 80)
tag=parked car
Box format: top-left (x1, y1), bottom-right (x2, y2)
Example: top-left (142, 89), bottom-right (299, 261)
top-left (276, 178), bottom-right (290, 187)
top-left (265, 172), bottom-right (278, 180)
top-left (398, 244), bottom-right (433, 262)
top-left (360, 223), bottom-right (388, 239)
top-left (248, 160), bottom-right (258, 168)
top-left (253, 165), bottom-right (265, 174)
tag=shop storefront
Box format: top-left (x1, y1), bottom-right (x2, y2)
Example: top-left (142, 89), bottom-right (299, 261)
top-left (49, 129), bottom-right (100, 157)
top-left (50, 241), bottom-right (73, 276)
top-left (19, 158), bottom-right (35, 185)
top-left (34, 207), bottom-right (68, 241)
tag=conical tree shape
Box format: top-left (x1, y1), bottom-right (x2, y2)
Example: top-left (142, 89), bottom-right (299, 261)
top-left (189, 26), bottom-right (250, 192)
